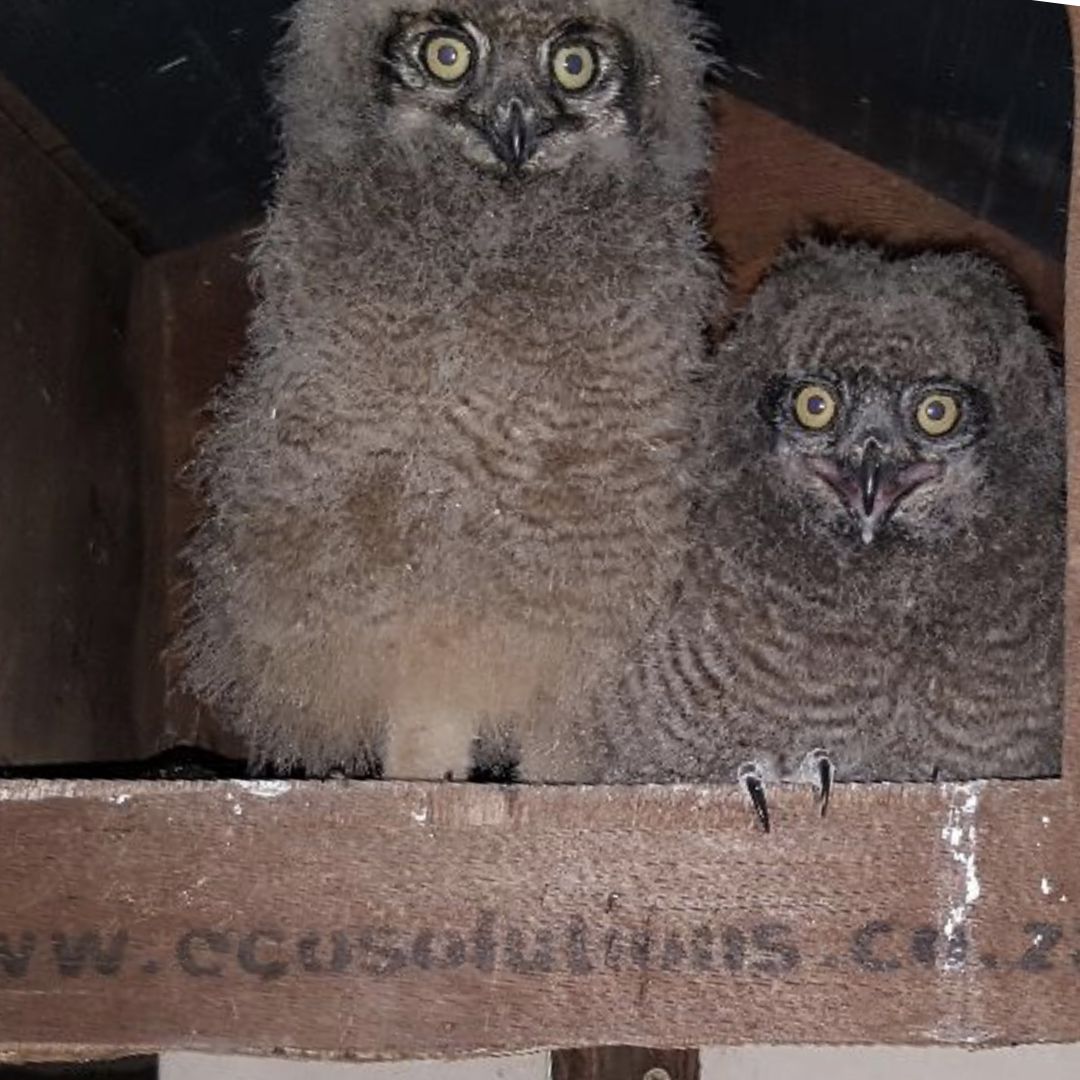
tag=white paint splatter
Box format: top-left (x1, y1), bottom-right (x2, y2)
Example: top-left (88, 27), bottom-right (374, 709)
top-left (0, 781), bottom-right (133, 802)
top-left (233, 780), bottom-right (292, 799)
top-left (940, 782), bottom-right (983, 972)
top-left (1042, 815), bottom-right (1051, 826)
top-left (412, 806), bottom-right (429, 824)
top-left (1041, 877), bottom-right (1052, 896)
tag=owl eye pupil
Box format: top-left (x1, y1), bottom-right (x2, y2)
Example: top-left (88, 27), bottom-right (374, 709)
top-left (564, 52), bottom-right (584, 76)
top-left (437, 44), bottom-right (458, 67)
top-left (925, 400), bottom-right (946, 421)
top-left (807, 395), bottom-right (827, 416)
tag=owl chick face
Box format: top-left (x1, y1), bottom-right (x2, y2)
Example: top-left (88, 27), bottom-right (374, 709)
top-left (760, 367), bottom-right (990, 547)
top-left (381, 9), bottom-right (642, 176)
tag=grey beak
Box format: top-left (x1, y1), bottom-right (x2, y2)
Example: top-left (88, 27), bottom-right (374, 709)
top-left (859, 441), bottom-right (883, 516)
top-left (488, 99), bottom-right (536, 170)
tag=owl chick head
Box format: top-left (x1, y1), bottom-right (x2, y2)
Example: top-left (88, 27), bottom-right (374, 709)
top-left (276, 0), bottom-right (708, 185)
top-left (715, 241), bottom-right (1063, 553)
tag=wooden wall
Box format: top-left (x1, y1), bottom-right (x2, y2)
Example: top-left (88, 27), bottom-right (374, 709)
top-left (710, 93), bottom-right (1065, 339)
top-left (0, 90), bottom-right (142, 764)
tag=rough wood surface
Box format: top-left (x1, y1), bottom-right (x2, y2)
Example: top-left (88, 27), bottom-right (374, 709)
top-left (125, 232), bottom-right (253, 756)
top-left (1064, 9), bottom-right (1080, 784)
top-left (0, 778), bottom-right (1077, 1060)
top-left (0, 96), bottom-right (141, 765)
top-left (709, 94), bottom-right (1066, 341)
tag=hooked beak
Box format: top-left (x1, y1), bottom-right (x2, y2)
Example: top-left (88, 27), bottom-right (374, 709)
top-left (486, 98), bottom-right (541, 171)
top-left (859, 440), bottom-right (883, 517)
top-left (808, 439), bottom-right (944, 545)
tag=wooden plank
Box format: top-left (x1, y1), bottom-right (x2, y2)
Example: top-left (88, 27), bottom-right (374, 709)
top-left (552, 1047), bottom-right (698, 1080)
top-left (0, 778), bottom-right (1077, 1060)
top-left (0, 95), bottom-right (141, 765)
top-left (1065, 11), bottom-right (1080, 785)
top-left (709, 93), bottom-right (1066, 341)
top-left (125, 232), bottom-right (253, 755)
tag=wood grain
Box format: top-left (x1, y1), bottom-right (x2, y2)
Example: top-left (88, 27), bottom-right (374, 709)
top-left (0, 778), bottom-right (1077, 1061)
top-left (126, 232), bottom-right (254, 756)
top-left (1064, 10), bottom-right (1080, 783)
top-left (710, 93), bottom-right (1066, 342)
top-left (0, 96), bottom-right (141, 765)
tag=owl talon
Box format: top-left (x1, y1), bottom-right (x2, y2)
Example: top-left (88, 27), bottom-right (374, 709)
top-left (816, 753), bottom-right (833, 817)
top-left (737, 762), bottom-right (771, 833)
top-left (801, 748), bottom-right (833, 817)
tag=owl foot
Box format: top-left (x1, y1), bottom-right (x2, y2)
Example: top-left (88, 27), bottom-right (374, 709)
top-left (797, 748), bottom-right (834, 817)
top-left (736, 761), bottom-right (771, 833)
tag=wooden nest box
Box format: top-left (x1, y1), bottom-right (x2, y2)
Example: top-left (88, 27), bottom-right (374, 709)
top-left (0, 0), bottom-right (1077, 1064)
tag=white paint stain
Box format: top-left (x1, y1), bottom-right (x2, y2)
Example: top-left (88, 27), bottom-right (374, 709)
top-left (940, 782), bottom-right (983, 973)
top-left (233, 780), bottom-right (292, 799)
top-left (0, 781), bottom-right (135, 802)
top-left (1041, 877), bottom-right (1052, 896)
top-left (412, 806), bottom-right (429, 824)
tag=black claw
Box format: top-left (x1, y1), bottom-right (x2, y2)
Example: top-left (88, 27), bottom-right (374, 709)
top-left (744, 773), bottom-right (771, 833)
top-left (817, 754), bottom-right (833, 818)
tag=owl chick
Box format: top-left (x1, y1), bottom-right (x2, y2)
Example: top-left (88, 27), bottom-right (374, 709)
top-left (596, 241), bottom-right (1064, 826)
top-left (179, 0), bottom-right (717, 781)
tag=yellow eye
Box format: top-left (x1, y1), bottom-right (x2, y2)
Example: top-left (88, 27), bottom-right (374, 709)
top-left (424, 35), bottom-right (473, 82)
top-left (915, 392), bottom-right (961, 437)
top-left (794, 385), bottom-right (838, 431)
top-left (552, 43), bottom-right (597, 91)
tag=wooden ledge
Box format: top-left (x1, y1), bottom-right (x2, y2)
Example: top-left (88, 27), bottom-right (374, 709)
top-left (0, 778), bottom-right (1077, 1059)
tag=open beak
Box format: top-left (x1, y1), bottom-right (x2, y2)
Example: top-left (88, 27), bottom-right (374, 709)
top-left (809, 440), bottom-right (944, 545)
top-left (486, 98), bottom-right (541, 171)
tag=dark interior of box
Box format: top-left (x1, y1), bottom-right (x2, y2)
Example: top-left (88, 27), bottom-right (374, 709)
top-left (0, 0), bottom-right (1072, 775)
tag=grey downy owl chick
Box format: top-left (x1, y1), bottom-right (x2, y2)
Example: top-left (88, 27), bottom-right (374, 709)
top-left (179, 0), bottom-right (718, 781)
top-left (596, 241), bottom-right (1064, 827)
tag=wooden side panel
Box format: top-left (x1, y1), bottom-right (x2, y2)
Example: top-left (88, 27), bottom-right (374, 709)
top-left (0, 99), bottom-right (140, 763)
top-left (1064, 10), bottom-right (1080, 782)
top-left (0, 780), bottom-right (1077, 1060)
top-left (710, 93), bottom-right (1066, 341)
top-left (126, 232), bottom-right (252, 754)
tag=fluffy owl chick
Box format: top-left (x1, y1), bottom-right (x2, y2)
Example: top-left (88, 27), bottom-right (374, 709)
top-left (596, 241), bottom-right (1064, 823)
top-left (179, 0), bottom-right (717, 781)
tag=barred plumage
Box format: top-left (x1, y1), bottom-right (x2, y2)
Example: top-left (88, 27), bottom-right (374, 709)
top-left (598, 241), bottom-right (1064, 786)
top-left (178, 0), bottom-right (718, 780)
